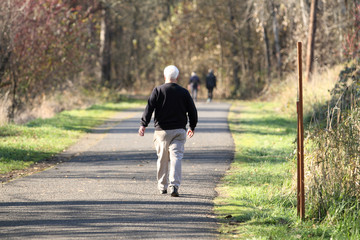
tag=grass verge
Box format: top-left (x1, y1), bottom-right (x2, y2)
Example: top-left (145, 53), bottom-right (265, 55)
top-left (0, 100), bottom-right (145, 175)
top-left (215, 101), bottom-right (333, 239)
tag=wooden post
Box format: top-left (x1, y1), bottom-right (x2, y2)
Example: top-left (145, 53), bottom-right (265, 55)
top-left (296, 100), bottom-right (300, 216)
top-left (297, 42), bottom-right (305, 220)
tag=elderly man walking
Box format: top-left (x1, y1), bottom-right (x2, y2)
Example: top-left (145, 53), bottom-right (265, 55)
top-left (138, 65), bottom-right (198, 197)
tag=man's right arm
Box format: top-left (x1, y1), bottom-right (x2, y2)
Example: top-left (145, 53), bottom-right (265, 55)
top-left (139, 88), bottom-right (157, 136)
top-left (140, 103), bottom-right (154, 127)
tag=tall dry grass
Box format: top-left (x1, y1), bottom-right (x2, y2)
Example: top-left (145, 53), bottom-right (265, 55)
top-left (264, 64), bottom-right (344, 119)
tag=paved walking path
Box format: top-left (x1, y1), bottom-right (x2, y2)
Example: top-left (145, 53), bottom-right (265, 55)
top-left (0, 102), bottom-right (234, 240)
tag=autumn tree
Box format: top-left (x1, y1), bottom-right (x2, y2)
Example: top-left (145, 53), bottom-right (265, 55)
top-left (0, 0), bottom-right (100, 121)
top-left (1, 0), bottom-right (359, 122)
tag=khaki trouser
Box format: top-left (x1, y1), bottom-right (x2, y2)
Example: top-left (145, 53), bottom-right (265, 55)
top-left (153, 129), bottom-right (186, 191)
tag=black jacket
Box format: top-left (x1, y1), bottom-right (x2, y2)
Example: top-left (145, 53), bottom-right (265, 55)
top-left (141, 83), bottom-right (198, 131)
top-left (206, 73), bottom-right (216, 89)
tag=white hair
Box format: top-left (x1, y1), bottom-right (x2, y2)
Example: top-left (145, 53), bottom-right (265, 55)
top-left (164, 65), bottom-right (179, 81)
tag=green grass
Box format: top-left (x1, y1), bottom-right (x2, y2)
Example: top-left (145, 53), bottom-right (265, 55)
top-left (215, 101), bottom-right (334, 239)
top-left (0, 100), bottom-right (145, 174)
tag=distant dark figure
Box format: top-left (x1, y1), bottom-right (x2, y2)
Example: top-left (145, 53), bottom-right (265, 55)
top-left (206, 69), bottom-right (217, 103)
top-left (188, 72), bottom-right (200, 102)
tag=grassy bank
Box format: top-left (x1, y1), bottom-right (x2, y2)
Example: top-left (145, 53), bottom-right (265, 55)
top-left (215, 101), bottom-right (333, 239)
top-left (0, 100), bottom-right (145, 175)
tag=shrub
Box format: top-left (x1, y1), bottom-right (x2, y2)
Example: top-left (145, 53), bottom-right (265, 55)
top-left (303, 61), bottom-right (359, 236)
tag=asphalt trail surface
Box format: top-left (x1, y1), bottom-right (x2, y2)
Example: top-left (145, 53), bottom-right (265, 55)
top-left (0, 102), bottom-right (234, 240)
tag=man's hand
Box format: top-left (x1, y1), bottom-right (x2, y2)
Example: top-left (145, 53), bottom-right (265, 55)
top-left (139, 126), bottom-right (146, 136)
top-left (187, 129), bottom-right (194, 138)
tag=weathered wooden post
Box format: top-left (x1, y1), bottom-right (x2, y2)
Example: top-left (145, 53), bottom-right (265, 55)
top-left (296, 101), bottom-right (300, 215)
top-left (297, 41), bottom-right (305, 220)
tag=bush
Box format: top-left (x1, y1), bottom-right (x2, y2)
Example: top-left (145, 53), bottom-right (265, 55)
top-left (303, 61), bottom-right (359, 236)
top-left (305, 109), bottom-right (360, 219)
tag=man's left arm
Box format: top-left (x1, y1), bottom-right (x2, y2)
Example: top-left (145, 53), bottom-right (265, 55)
top-left (186, 93), bottom-right (198, 137)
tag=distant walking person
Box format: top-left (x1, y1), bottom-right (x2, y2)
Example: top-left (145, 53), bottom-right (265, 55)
top-left (206, 69), bottom-right (217, 103)
top-left (139, 65), bottom-right (198, 197)
top-left (188, 71), bottom-right (200, 102)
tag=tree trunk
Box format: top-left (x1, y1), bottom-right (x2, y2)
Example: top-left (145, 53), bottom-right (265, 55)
top-left (163, 0), bottom-right (174, 21)
top-left (228, 0), bottom-right (241, 97)
top-left (272, 2), bottom-right (282, 79)
top-left (305, 0), bottom-right (318, 83)
top-left (213, 12), bottom-right (224, 92)
top-left (354, 0), bottom-right (360, 58)
top-left (300, 0), bottom-right (309, 27)
top-left (8, 68), bottom-right (17, 121)
top-left (246, 17), bottom-right (253, 73)
top-left (0, 51), bottom-right (11, 87)
top-left (100, 7), bottom-right (111, 85)
top-left (131, 3), bottom-right (140, 85)
top-left (337, 0), bottom-right (346, 61)
top-left (263, 24), bottom-right (272, 89)
top-left (0, 1), bottom-right (12, 88)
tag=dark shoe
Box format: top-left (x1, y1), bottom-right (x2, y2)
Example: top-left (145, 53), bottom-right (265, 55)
top-left (170, 186), bottom-right (179, 197)
top-left (160, 190), bottom-right (167, 194)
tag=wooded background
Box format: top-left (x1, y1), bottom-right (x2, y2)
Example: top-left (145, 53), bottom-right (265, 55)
top-left (0, 0), bottom-right (359, 123)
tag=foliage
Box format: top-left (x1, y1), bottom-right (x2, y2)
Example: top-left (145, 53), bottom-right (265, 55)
top-left (301, 59), bottom-right (359, 237)
top-left (1, 0), bottom-right (359, 123)
top-left (300, 4), bottom-right (360, 232)
top-left (150, 0), bottom-right (359, 99)
top-left (0, 0), bottom-right (101, 122)
top-left (105, 0), bottom-right (176, 90)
